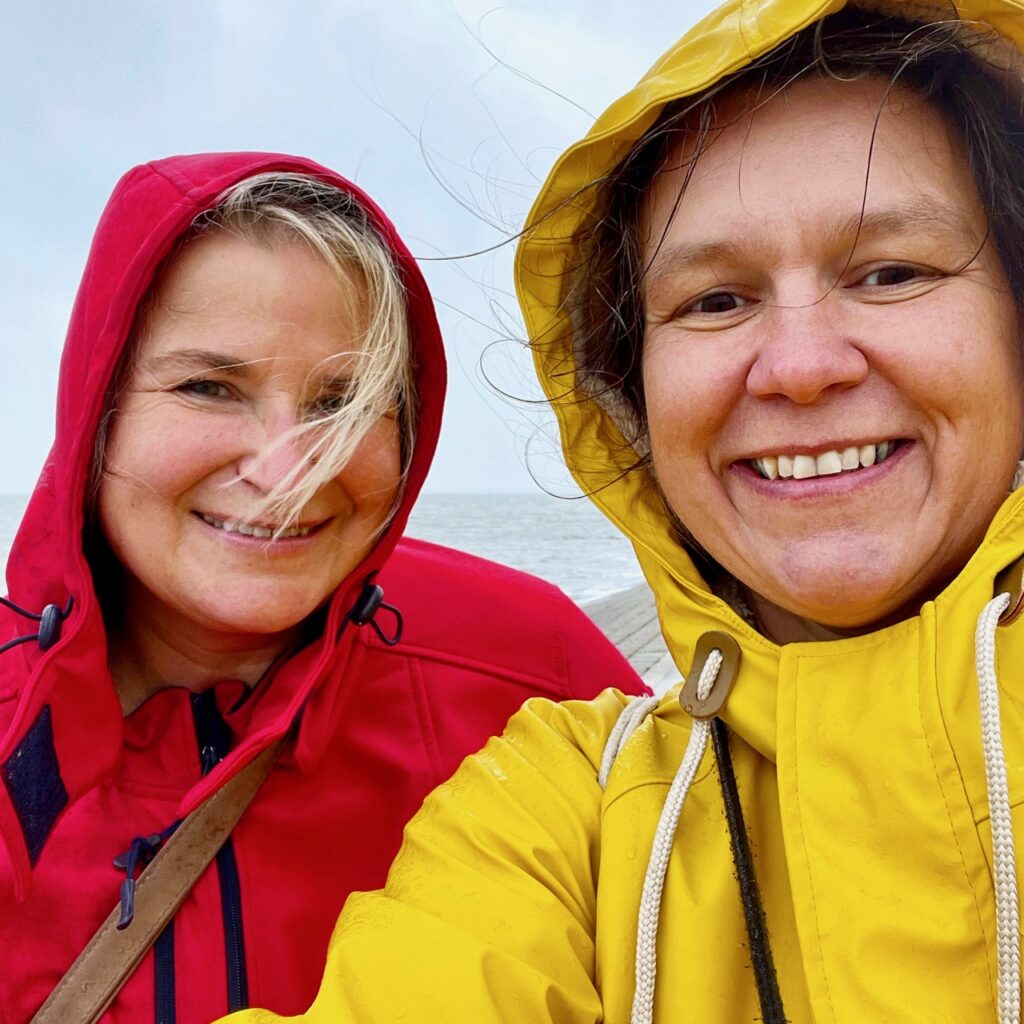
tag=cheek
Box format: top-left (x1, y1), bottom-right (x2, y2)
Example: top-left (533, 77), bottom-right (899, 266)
top-left (911, 295), bottom-right (1024, 446)
top-left (643, 333), bottom-right (735, 468)
top-left (337, 418), bottom-right (403, 511)
top-left (103, 404), bottom-right (236, 501)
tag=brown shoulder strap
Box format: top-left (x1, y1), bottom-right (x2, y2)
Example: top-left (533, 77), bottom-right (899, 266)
top-left (31, 739), bottom-right (283, 1024)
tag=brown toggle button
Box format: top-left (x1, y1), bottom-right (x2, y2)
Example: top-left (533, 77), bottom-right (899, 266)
top-left (679, 630), bottom-right (742, 720)
top-left (995, 556), bottom-right (1024, 626)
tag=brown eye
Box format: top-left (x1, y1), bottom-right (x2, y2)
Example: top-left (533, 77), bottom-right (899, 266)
top-left (688, 291), bottom-right (746, 315)
top-left (862, 265), bottom-right (921, 287)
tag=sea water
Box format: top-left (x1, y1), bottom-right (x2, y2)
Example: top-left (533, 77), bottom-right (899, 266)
top-left (0, 492), bottom-right (643, 605)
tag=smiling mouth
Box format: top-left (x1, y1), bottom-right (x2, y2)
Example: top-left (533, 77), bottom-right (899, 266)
top-left (196, 512), bottom-right (323, 538)
top-left (747, 440), bottom-right (903, 481)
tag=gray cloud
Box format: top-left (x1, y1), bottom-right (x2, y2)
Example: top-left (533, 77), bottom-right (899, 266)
top-left (0, 0), bottom-right (717, 495)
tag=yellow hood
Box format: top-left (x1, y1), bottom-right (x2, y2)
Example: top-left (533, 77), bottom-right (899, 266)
top-left (516, 0), bottom-right (1024, 673)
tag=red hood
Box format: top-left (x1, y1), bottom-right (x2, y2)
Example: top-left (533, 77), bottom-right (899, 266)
top-left (0, 153), bottom-right (445, 896)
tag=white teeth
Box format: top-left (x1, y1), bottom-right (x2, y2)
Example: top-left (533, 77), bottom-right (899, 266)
top-left (816, 451), bottom-right (843, 476)
top-left (751, 441), bottom-right (898, 481)
top-left (199, 513), bottom-right (312, 538)
top-left (793, 454), bottom-right (817, 480)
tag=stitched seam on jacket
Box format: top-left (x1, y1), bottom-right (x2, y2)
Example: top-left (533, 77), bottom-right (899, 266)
top-left (360, 642), bottom-right (573, 696)
top-left (600, 771), bottom-right (716, 818)
top-left (789, 662), bottom-right (838, 1023)
top-left (545, 586), bottom-right (574, 702)
top-left (917, 613), bottom-right (998, 1007)
top-left (407, 658), bottom-right (444, 785)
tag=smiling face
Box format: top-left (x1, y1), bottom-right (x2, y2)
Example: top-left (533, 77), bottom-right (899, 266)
top-left (98, 232), bottom-right (402, 646)
top-left (640, 76), bottom-right (1024, 631)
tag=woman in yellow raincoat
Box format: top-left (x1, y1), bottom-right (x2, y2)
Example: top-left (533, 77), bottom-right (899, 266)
top-left (224, 0), bottom-right (1024, 1020)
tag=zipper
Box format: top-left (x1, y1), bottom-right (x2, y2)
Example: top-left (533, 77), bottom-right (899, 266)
top-left (191, 690), bottom-right (250, 1011)
top-left (153, 919), bottom-right (175, 1024)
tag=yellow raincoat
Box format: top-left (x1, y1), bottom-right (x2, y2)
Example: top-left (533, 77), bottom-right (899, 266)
top-left (225, 0), bottom-right (1024, 1019)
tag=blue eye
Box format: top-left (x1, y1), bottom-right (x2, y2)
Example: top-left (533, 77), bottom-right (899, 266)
top-left (311, 386), bottom-right (354, 418)
top-left (176, 379), bottom-right (231, 399)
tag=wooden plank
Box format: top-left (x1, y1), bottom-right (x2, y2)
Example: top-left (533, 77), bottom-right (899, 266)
top-left (584, 584), bottom-right (678, 694)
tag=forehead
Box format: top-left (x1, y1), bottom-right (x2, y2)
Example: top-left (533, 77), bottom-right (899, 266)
top-left (641, 75), bottom-right (986, 256)
top-left (135, 232), bottom-right (368, 368)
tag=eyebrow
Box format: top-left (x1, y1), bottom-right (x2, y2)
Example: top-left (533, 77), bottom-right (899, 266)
top-left (145, 349), bottom-right (260, 378)
top-left (643, 200), bottom-right (981, 283)
top-left (145, 348), bottom-right (357, 391)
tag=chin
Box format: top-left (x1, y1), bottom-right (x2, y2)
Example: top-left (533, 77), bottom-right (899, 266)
top-left (763, 551), bottom-right (912, 630)
top-left (191, 586), bottom-right (333, 638)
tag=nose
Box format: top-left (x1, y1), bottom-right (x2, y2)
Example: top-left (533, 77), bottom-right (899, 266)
top-left (745, 300), bottom-right (869, 404)
top-left (237, 405), bottom-right (311, 494)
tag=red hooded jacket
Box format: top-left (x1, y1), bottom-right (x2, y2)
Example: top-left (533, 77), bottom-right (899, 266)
top-left (0, 153), bottom-right (646, 1022)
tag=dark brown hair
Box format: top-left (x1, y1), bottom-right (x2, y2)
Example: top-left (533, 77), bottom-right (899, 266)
top-left (565, 5), bottom-right (1024, 451)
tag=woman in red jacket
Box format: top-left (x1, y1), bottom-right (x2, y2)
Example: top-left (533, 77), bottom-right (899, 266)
top-left (0, 153), bottom-right (645, 1022)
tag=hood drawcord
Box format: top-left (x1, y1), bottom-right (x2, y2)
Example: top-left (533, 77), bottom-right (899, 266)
top-left (710, 716), bottom-right (786, 1022)
top-left (0, 596), bottom-right (73, 656)
top-left (630, 649), bottom-right (723, 1024)
top-left (602, 599), bottom-right (1022, 1024)
top-left (598, 695), bottom-right (661, 787)
top-left (976, 591), bottom-right (1021, 1024)
top-left (601, 640), bottom-right (786, 1024)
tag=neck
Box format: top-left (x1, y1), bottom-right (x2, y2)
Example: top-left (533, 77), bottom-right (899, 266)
top-left (747, 590), bottom-right (872, 645)
top-left (104, 581), bottom-right (300, 717)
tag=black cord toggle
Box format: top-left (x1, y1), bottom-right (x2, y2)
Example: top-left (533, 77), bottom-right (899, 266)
top-left (345, 578), bottom-right (404, 647)
top-left (0, 596), bottom-right (73, 656)
top-left (113, 820), bottom-right (180, 929)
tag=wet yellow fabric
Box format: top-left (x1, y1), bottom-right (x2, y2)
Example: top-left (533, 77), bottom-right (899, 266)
top-left (223, 0), bottom-right (1024, 1019)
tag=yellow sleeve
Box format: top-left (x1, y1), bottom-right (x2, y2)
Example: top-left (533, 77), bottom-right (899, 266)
top-left (219, 690), bottom-right (631, 1024)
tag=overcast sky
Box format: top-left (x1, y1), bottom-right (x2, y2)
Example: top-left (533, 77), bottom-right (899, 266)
top-left (1, 0), bottom-right (717, 495)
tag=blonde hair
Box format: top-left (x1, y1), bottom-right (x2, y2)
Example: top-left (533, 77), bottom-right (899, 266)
top-left (93, 172), bottom-right (416, 534)
top-left (195, 172), bottom-right (415, 531)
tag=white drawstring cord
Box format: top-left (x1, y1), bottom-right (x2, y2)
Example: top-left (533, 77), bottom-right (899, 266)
top-left (599, 695), bottom-right (661, 789)
top-left (631, 650), bottom-right (722, 1024)
top-left (976, 592), bottom-right (1021, 1024)
top-left (598, 657), bottom-right (723, 1023)
top-left (601, 603), bottom-right (1021, 1023)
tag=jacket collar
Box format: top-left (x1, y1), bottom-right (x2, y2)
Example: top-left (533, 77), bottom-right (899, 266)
top-left (639, 489), bottom-right (1024, 769)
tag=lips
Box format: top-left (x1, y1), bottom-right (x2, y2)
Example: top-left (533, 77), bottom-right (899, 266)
top-left (748, 440), bottom-right (900, 481)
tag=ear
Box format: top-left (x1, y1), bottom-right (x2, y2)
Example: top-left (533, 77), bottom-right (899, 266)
top-left (1013, 459), bottom-right (1024, 491)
